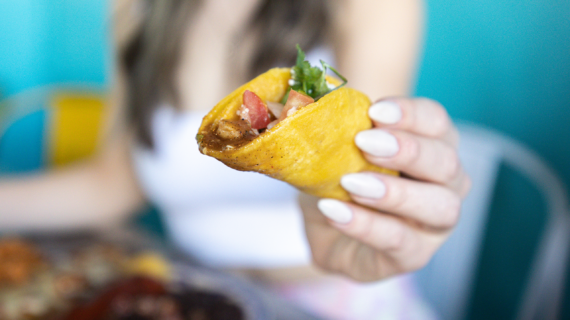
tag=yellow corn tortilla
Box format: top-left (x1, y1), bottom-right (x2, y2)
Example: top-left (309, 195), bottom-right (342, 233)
top-left (198, 68), bottom-right (396, 200)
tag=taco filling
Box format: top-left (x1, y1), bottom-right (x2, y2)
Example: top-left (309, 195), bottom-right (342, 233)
top-left (199, 45), bottom-right (347, 152)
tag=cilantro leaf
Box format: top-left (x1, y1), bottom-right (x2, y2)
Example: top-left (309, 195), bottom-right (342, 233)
top-left (284, 44), bottom-right (347, 103)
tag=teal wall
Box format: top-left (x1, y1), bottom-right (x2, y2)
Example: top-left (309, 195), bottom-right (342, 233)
top-left (0, 0), bottom-right (109, 97)
top-left (415, 1), bottom-right (570, 319)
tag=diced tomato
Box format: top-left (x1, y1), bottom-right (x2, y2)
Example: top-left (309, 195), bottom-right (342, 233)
top-left (241, 90), bottom-right (271, 129)
top-left (278, 90), bottom-right (314, 121)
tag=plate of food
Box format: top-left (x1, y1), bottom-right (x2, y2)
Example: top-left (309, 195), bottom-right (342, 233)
top-left (0, 231), bottom-right (271, 320)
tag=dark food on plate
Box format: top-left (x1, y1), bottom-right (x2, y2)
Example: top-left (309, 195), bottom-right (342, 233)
top-left (0, 242), bottom-right (131, 320)
top-left (63, 276), bottom-right (244, 320)
top-left (0, 239), bottom-right (245, 320)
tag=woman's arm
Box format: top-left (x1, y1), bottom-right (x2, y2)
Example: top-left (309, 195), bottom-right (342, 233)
top-left (0, 66), bottom-right (144, 232)
top-left (334, 0), bottom-right (424, 98)
top-left (0, 135), bottom-right (145, 233)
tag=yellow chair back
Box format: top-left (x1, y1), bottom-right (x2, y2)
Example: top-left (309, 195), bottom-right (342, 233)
top-left (48, 92), bottom-right (106, 166)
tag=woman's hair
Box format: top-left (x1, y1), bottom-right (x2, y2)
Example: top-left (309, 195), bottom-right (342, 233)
top-left (122, 0), bottom-right (332, 147)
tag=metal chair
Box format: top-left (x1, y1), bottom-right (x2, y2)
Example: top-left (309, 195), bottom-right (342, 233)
top-left (0, 85), bottom-right (107, 171)
top-left (415, 123), bottom-right (570, 320)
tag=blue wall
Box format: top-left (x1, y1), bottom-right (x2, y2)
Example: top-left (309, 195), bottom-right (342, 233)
top-left (0, 0), bottom-right (109, 97)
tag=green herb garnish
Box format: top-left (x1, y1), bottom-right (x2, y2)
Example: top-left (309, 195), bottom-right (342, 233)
top-left (281, 44), bottom-right (347, 104)
top-left (196, 134), bottom-right (204, 143)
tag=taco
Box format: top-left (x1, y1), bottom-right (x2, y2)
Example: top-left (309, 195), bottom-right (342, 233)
top-left (197, 45), bottom-right (396, 200)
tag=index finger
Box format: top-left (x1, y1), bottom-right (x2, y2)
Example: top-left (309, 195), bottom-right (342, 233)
top-left (368, 98), bottom-right (459, 147)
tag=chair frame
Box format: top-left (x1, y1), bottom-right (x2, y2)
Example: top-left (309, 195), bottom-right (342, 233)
top-left (459, 125), bottom-right (570, 320)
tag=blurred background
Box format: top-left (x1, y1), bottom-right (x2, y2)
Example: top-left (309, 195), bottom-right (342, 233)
top-left (415, 1), bottom-right (570, 320)
top-left (0, 0), bottom-right (569, 319)
top-left (0, 1), bottom-right (110, 170)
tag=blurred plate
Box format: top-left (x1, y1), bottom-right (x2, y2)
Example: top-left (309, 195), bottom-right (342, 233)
top-left (18, 229), bottom-right (273, 320)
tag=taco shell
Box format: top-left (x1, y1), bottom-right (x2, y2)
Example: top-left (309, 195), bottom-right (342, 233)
top-left (197, 68), bottom-right (396, 200)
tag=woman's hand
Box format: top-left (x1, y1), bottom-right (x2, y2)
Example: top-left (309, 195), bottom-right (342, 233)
top-left (300, 97), bottom-right (471, 282)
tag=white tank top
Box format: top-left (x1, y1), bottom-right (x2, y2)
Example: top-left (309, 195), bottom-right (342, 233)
top-left (132, 48), bottom-right (335, 268)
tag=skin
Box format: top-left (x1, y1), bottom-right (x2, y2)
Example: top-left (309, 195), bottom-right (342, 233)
top-left (0, 0), bottom-right (470, 281)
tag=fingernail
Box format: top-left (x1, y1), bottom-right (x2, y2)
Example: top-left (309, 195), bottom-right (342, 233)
top-left (341, 174), bottom-right (386, 199)
top-left (317, 199), bottom-right (353, 224)
top-left (355, 130), bottom-right (399, 157)
top-left (369, 101), bottom-right (402, 124)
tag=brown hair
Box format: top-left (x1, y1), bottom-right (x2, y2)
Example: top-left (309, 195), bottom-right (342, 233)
top-left (122, 0), bottom-right (332, 148)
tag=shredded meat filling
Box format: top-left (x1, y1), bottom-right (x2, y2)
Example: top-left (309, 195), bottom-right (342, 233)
top-left (216, 119), bottom-right (253, 140)
top-left (200, 119), bottom-right (257, 151)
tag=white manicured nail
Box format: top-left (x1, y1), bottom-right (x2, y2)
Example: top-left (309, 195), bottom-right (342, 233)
top-left (341, 174), bottom-right (386, 199)
top-left (369, 101), bottom-right (402, 124)
top-left (318, 199), bottom-right (353, 224)
top-left (355, 130), bottom-right (399, 157)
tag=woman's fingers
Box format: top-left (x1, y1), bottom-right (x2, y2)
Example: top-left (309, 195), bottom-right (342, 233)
top-left (368, 98), bottom-right (459, 147)
top-left (340, 173), bottom-right (461, 229)
top-left (317, 199), bottom-right (449, 274)
top-left (301, 97), bottom-right (470, 281)
top-left (355, 129), bottom-right (469, 193)
top-left (359, 97), bottom-right (471, 196)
